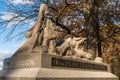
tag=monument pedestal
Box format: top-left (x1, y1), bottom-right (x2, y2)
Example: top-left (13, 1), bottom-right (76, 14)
top-left (0, 68), bottom-right (118, 80)
top-left (0, 53), bottom-right (118, 80)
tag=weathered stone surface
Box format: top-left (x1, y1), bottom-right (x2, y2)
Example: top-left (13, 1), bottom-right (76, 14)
top-left (3, 53), bottom-right (108, 71)
top-left (0, 53), bottom-right (118, 80)
top-left (12, 4), bottom-right (50, 57)
top-left (94, 57), bottom-right (103, 63)
top-left (0, 68), bottom-right (118, 80)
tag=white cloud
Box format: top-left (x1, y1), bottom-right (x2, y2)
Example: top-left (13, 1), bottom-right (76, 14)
top-left (0, 61), bottom-right (3, 70)
top-left (0, 12), bottom-right (18, 20)
top-left (0, 12), bottom-right (22, 28)
top-left (0, 61), bottom-right (3, 66)
top-left (0, 51), bottom-right (13, 70)
top-left (10, 0), bottom-right (34, 5)
top-left (0, 12), bottom-right (35, 28)
top-left (0, 51), bottom-right (12, 58)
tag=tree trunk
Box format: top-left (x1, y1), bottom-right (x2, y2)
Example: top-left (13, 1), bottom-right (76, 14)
top-left (92, 0), bottom-right (102, 57)
top-left (84, 1), bottom-right (102, 57)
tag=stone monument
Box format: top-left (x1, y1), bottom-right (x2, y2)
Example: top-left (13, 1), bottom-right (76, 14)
top-left (0, 4), bottom-right (118, 80)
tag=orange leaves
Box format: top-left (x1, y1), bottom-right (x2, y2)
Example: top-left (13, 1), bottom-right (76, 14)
top-left (48, 0), bottom-right (120, 44)
top-left (58, 5), bottom-right (64, 10)
top-left (49, 1), bottom-right (120, 74)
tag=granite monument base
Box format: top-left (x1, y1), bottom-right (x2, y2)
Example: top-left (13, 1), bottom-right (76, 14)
top-left (0, 68), bottom-right (118, 80)
top-left (0, 53), bottom-right (118, 80)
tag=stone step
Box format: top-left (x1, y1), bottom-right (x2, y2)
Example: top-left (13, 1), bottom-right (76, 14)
top-left (0, 68), bottom-right (118, 80)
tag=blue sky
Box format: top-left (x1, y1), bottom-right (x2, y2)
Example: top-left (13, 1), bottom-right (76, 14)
top-left (0, 0), bottom-right (35, 70)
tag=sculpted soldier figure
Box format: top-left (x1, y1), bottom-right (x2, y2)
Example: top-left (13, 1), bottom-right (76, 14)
top-left (12, 4), bottom-right (93, 61)
top-left (12, 4), bottom-right (58, 56)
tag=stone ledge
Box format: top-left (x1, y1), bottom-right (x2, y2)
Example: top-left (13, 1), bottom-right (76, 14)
top-left (0, 68), bottom-right (118, 80)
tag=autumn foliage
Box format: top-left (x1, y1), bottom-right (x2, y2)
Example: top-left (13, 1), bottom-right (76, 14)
top-left (47, 0), bottom-right (120, 77)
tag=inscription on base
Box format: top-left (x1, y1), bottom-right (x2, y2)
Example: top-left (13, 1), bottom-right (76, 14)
top-left (52, 57), bottom-right (107, 71)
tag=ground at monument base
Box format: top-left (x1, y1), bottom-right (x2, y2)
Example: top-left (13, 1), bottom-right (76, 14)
top-left (0, 68), bottom-right (118, 80)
